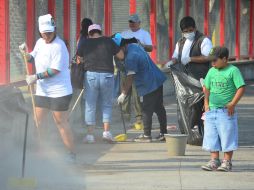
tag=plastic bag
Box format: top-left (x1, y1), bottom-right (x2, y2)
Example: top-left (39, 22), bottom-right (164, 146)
top-left (70, 55), bottom-right (84, 89)
top-left (168, 64), bottom-right (204, 145)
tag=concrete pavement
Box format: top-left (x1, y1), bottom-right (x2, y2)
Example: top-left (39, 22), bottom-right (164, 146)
top-left (0, 79), bottom-right (254, 190)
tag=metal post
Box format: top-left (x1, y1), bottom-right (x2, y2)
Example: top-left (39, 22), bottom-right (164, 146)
top-left (150, 0), bottom-right (157, 63)
top-left (104, 0), bottom-right (112, 36)
top-left (0, 0), bottom-right (10, 85)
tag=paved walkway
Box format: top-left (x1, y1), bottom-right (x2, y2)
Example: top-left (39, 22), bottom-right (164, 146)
top-left (1, 79), bottom-right (254, 190)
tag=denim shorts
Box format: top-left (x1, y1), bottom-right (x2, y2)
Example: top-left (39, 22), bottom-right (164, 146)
top-left (202, 108), bottom-right (238, 152)
top-left (83, 71), bottom-right (114, 126)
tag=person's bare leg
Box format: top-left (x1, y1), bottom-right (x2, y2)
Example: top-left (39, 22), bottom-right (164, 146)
top-left (211, 151), bottom-right (219, 160)
top-left (103, 122), bottom-right (110, 131)
top-left (224, 151), bottom-right (233, 161)
top-left (52, 111), bottom-right (76, 154)
top-left (35, 107), bottom-right (49, 138)
top-left (87, 125), bottom-right (94, 134)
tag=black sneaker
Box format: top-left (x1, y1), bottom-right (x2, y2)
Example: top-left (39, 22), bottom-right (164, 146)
top-left (155, 133), bottom-right (166, 142)
top-left (134, 134), bottom-right (152, 142)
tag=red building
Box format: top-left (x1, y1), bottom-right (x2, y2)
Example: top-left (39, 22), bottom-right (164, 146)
top-left (0, 0), bottom-right (253, 85)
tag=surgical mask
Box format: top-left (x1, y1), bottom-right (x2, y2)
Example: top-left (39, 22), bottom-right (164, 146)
top-left (183, 31), bottom-right (195, 40)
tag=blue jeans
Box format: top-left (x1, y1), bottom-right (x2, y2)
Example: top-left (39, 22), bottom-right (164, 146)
top-left (83, 71), bottom-right (114, 126)
top-left (202, 108), bottom-right (238, 152)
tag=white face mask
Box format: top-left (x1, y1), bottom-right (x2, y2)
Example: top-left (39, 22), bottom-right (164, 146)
top-left (183, 31), bottom-right (195, 40)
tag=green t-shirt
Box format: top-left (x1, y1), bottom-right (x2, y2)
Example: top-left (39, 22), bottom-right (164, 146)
top-left (204, 64), bottom-right (245, 109)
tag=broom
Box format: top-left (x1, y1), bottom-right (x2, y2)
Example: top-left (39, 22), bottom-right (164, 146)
top-left (19, 43), bottom-right (40, 139)
top-left (7, 113), bottom-right (37, 189)
top-left (114, 104), bottom-right (128, 142)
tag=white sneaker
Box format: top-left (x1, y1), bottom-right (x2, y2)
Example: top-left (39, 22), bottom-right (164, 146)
top-left (83, 134), bottom-right (95, 144)
top-left (102, 131), bottom-right (114, 143)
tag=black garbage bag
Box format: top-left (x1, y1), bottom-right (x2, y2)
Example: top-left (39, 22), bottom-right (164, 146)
top-left (169, 64), bottom-right (204, 146)
top-left (0, 85), bottom-right (29, 128)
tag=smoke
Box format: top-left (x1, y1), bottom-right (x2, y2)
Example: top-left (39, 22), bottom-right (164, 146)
top-left (0, 87), bottom-right (87, 190)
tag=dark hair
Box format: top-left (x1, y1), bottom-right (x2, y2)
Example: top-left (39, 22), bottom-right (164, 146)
top-left (88, 29), bottom-right (102, 36)
top-left (80, 18), bottom-right (93, 38)
top-left (180, 16), bottom-right (196, 31)
top-left (120, 37), bottom-right (138, 47)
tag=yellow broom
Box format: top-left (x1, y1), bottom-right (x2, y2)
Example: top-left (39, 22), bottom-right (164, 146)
top-left (114, 104), bottom-right (128, 142)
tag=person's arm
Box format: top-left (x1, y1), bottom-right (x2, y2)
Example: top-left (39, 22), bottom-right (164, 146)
top-left (204, 87), bottom-right (210, 112)
top-left (141, 31), bottom-right (153, 52)
top-left (188, 38), bottom-right (213, 64)
top-left (117, 74), bottom-right (134, 104)
top-left (190, 56), bottom-right (212, 63)
top-left (226, 86), bottom-right (245, 116)
top-left (142, 44), bottom-right (153, 52)
top-left (26, 68), bottom-right (60, 85)
top-left (122, 74), bottom-right (134, 95)
top-left (115, 49), bottom-right (124, 60)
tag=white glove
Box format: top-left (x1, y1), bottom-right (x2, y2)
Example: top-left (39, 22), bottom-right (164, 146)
top-left (165, 60), bottom-right (174, 68)
top-left (200, 78), bottom-right (205, 87)
top-left (26, 74), bottom-right (37, 85)
top-left (117, 93), bottom-right (127, 104)
top-left (161, 60), bottom-right (174, 72)
top-left (19, 43), bottom-right (27, 55)
top-left (181, 57), bottom-right (191, 65)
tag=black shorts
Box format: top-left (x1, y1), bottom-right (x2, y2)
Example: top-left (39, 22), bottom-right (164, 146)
top-left (35, 95), bottom-right (72, 111)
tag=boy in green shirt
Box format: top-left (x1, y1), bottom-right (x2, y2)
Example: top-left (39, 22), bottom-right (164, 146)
top-left (202, 46), bottom-right (245, 172)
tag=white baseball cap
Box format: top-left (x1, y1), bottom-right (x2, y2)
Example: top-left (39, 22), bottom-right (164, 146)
top-left (38, 14), bottom-right (55, 33)
top-left (88, 24), bottom-right (102, 33)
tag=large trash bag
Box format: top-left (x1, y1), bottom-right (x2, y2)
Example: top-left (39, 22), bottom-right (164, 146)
top-left (0, 85), bottom-right (29, 128)
top-left (168, 64), bottom-right (204, 146)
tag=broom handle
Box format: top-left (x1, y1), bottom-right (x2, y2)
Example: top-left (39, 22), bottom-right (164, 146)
top-left (119, 104), bottom-right (127, 134)
top-left (21, 47), bottom-right (39, 130)
top-left (69, 89), bottom-right (84, 117)
top-left (22, 113), bottom-right (29, 178)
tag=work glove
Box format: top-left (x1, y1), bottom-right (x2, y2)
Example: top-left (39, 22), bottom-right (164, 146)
top-left (200, 78), bottom-right (205, 87)
top-left (181, 56), bottom-right (191, 65)
top-left (117, 93), bottom-right (127, 104)
top-left (19, 43), bottom-right (27, 55)
top-left (19, 43), bottom-right (31, 60)
top-left (26, 74), bottom-right (37, 85)
top-left (161, 60), bottom-right (174, 72)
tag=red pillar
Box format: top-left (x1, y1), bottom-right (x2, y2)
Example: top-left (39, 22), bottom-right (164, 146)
top-left (204, 0), bottom-right (209, 36)
top-left (168, 0), bottom-right (174, 58)
top-left (63, 0), bottom-right (70, 45)
top-left (235, 0), bottom-right (240, 60)
top-left (129, 0), bottom-right (136, 15)
top-left (48, 0), bottom-right (56, 18)
top-left (185, 0), bottom-right (190, 16)
top-left (76, 0), bottom-right (81, 40)
top-left (219, 0), bottom-right (225, 46)
top-left (104, 0), bottom-right (112, 36)
top-left (249, 0), bottom-right (254, 59)
top-left (150, 0), bottom-right (157, 63)
top-left (26, 0), bottom-right (35, 74)
top-left (0, 0), bottom-right (10, 85)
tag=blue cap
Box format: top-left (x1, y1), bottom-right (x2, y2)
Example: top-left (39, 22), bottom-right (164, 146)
top-left (112, 33), bottom-right (122, 46)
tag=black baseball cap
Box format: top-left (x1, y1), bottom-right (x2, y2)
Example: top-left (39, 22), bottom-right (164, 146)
top-left (208, 46), bottom-right (229, 61)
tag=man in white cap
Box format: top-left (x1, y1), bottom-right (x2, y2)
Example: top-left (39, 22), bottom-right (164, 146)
top-left (121, 14), bottom-right (153, 52)
top-left (120, 13), bottom-right (153, 130)
top-left (20, 14), bottom-right (76, 163)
